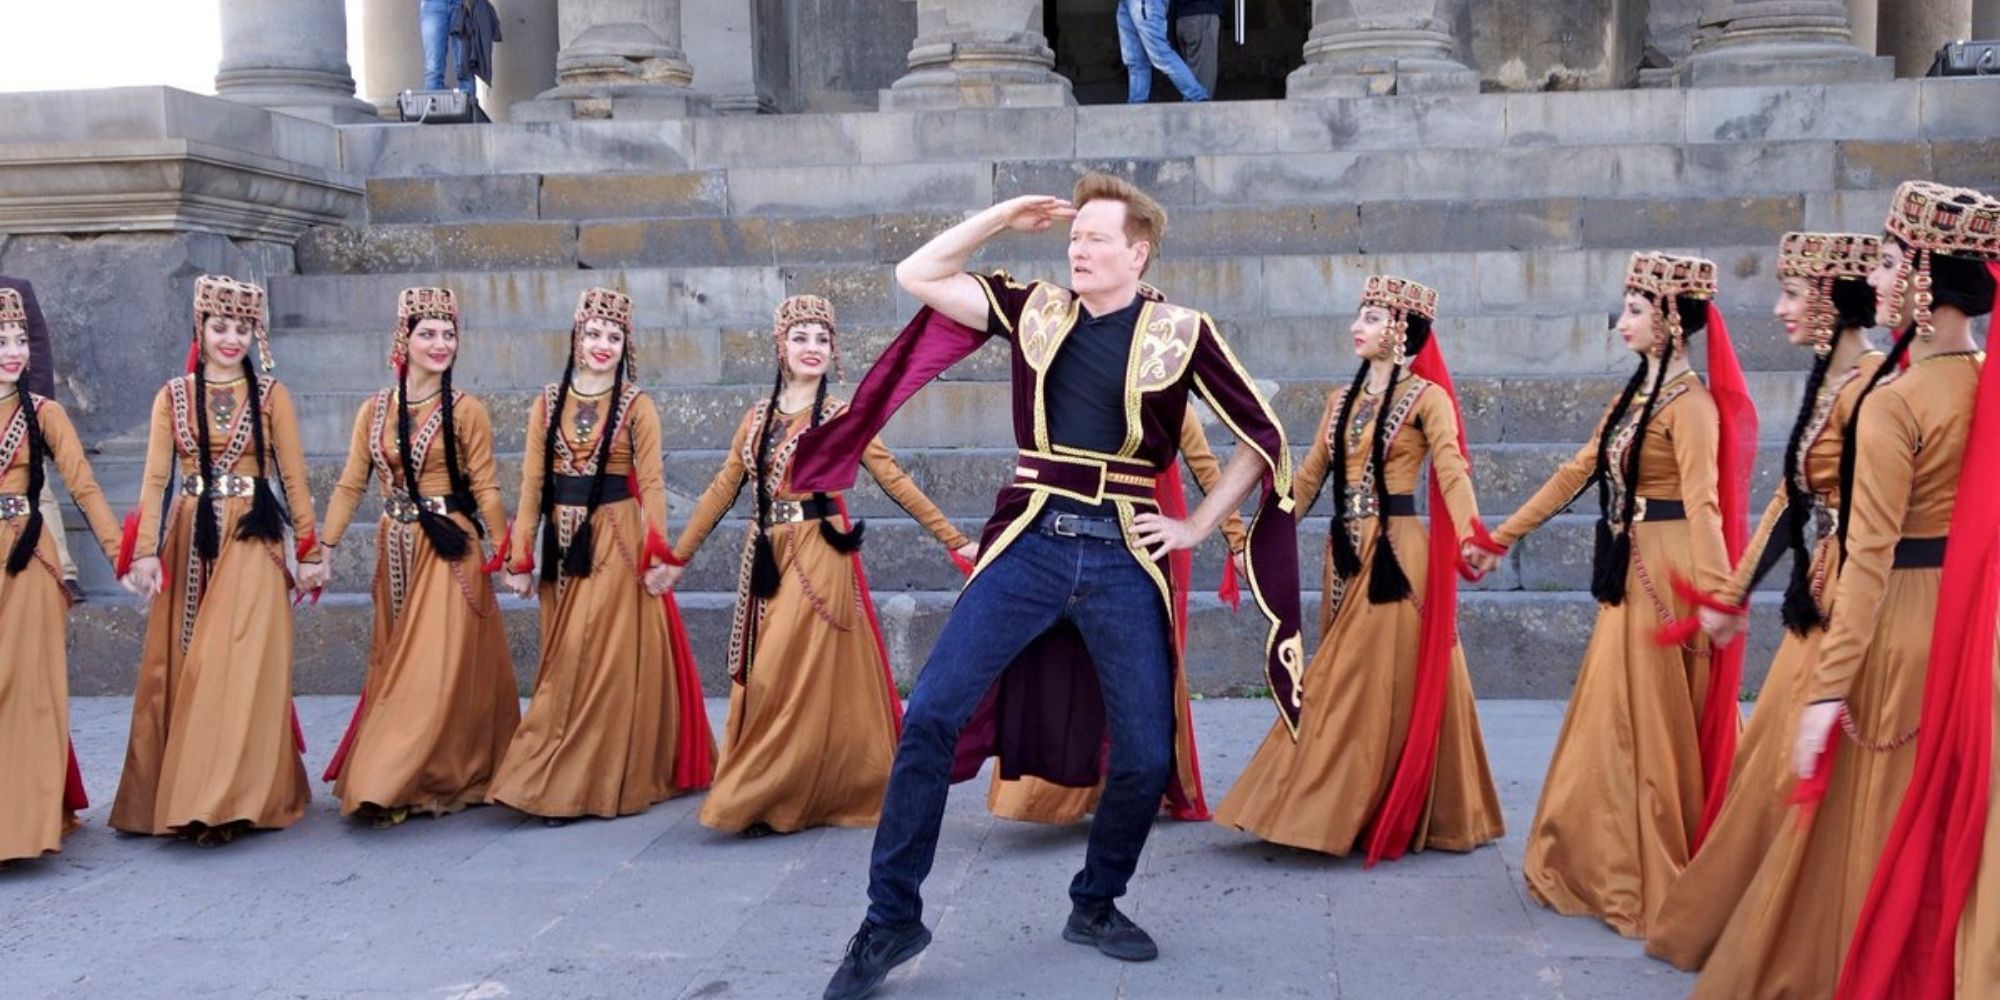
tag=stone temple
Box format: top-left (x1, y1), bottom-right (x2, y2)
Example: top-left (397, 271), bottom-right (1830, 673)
top-left (0, 0), bottom-right (1994, 701)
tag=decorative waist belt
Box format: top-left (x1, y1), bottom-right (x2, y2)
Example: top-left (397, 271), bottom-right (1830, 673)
top-left (1012, 450), bottom-right (1159, 506)
top-left (0, 493), bottom-right (30, 519)
top-left (551, 474), bottom-right (634, 506)
top-left (1893, 536), bottom-right (1946, 568)
top-left (181, 473), bottom-right (262, 499)
top-left (1340, 493), bottom-right (1418, 519)
top-left (766, 495), bottom-right (837, 527)
top-left (1631, 498), bottom-right (1685, 523)
top-left (383, 491), bottom-right (468, 524)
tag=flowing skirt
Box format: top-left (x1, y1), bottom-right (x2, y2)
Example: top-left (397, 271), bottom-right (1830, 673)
top-left (699, 520), bottom-right (901, 833)
top-left (488, 499), bottom-right (712, 818)
top-left (1691, 568), bottom-right (1933, 998)
top-left (1213, 517), bottom-right (1502, 856)
top-left (109, 496), bottom-right (311, 835)
top-left (326, 513), bottom-right (519, 817)
top-left (0, 520), bottom-right (85, 861)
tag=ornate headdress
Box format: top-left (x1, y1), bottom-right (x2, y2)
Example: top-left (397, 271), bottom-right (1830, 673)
top-left (191, 274), bottom-right (273, 372)
top-left (0, 288), bottom-right (25, 328)
top-left (1624, 252), bottom-right (1717, 355)
top-left (572, 287), bottom-right (636, 378)
top-left (392, 286), bottom-right (460, 371)
top-left (1777, 232), bottom-right (1880, 354)
top-left (772, 293), bottom-right (843, 381)
top-left (1359, 274), bottom-right (1437, 365)
top-left (1881, 180), bottom-right (2000, 337)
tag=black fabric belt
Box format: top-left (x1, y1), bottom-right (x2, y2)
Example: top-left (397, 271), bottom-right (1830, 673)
top-left (1033, 510), bottom-right (1126, 542)
top-left (764, 495), bottom-right (838, 527)
top-left (1633, 498), bottom-right (1685, 522)
top-left (552, 474), bottom-right (634, 506)
top-left (1338, 493), bottom-right (1419, 519)
top-left (1894, 536), bottom-right (1946, 568)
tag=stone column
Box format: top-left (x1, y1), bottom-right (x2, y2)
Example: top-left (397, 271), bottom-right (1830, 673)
top-left (514, 0), bottom-right (708, 120)
top-left (361, 0), bottom-right (426, 116)
top-left (215, 0), bottom-right (378, 123)
top-left (1682, 0), bottom-right (1894, 84)
top-left (1881, 0), bottom-right (1973, 76)
top-left (487, 0), bottom-right (562, 120)
top-left (1847, 0), bottom-right (1880, 53)
top-left (1287, 0), bottom-right (1479, 98)
top-left (1977, 0), bottom-right (2000, 36)
top-left (686, 0), bottom-right (772, 114)
top-left (880, 0), bottom-right (1073, 110)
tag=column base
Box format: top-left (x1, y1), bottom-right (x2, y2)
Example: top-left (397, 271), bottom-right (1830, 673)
top-left (218, 91), bottom-right (382, 124)
top-left (1681, 46), bottom-right (1894, 87)
top-left (1287, 58), bottom-right (1479, 98)
top-left (878, 79), bottom-right (1075, 111)
top-left (512, 83), bottom-right (713, 121)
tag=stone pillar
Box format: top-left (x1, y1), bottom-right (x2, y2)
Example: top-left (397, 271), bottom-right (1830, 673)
top-left (880, 0), bottom-right (1074, 110)
top-left (514, 0), bottom-right (708, 120)
top-left (215, 0), bottom-right (378, 123)
top-left (1847, 0), bottom-right (1879, 53)
top-left (1977, 0), bottom-right (2000, 36)
top-left (1682, 0), bottom-right (1894, 84)
top-left (361, 0), bottom-right (426, 116)
top-left (686, 0), bottom-right (772, 113)
top-left (1881, 0), bottom-right (1974, 76)
top-left (487, 0), bottom-right (562, 120)
top-left (1287, 0), bottom-right (1479, 98)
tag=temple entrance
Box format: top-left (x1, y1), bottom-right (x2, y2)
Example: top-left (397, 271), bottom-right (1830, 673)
top-left (1047, 0), bottom-right (1308, 103)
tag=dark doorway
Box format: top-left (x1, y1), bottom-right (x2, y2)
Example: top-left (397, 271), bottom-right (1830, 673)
top-left (1047, 0), bottom-right (1308, 104)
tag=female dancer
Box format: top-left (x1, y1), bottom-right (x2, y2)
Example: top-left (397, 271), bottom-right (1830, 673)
top-left (1215, 275), bottom-right (1503, 862)
top-left (666, 294), bottom-right (972, 835)
top-left (1695, 181), bottom-right (1999, 999)
top-left (491, 287), bottom-right (713, 822)
top-left (110, 275), bottom-right (324, 845)
top-left (1645, 232), bottom-right (1882, 969)
top-left (318, 287), bottom-right (519, 826)
top-left (0, 288), bottom-right (122, 863)
top-left (1478, 253), bottom-right (1756, 936)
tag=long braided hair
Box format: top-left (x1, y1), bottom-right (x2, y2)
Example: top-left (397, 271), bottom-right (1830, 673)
top-left (1326, 313), bottom-right (1432, 604)
top-left (749, 321), bottom-right (860, 599)
top-left (538, 321), bottom-right (629, 582)
top-left (3, 377), bottom-right (48, 576)
top-left (394, 321), bottom-right (473, 561)
top-left (1590, 292), bottom-right (1709, 605)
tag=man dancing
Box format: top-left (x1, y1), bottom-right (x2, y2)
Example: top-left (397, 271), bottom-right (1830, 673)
top-left (790, 174), bottom-right (1303, 1000)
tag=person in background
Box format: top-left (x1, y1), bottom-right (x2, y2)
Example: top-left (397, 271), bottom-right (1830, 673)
top-left (1172, 0), bottom-right (1221, 97)
top-left (420, 0), bottom-right (475, 98)
top-left (1118, 0), bottom-right (1210, 103)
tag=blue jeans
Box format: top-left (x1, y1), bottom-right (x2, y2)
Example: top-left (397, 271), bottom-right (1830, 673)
top-left (1116, 0), bottom-right (1211, 103)
top-left (421, 0), bottom-right (475, 95)
top-left (865, 527), bottom-right (1176, 928)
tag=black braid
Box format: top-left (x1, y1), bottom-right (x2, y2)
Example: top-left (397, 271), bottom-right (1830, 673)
top-left (1588, 361), bottom-right (1651, 605)
top-left (1835, 324), bottom-right (1916, 564)
top-left (1365, 360), bottom-right (1413, 604)
top-left (438, 366), bottom-right (482, 538)
top-left (398, 362), bottom-right (470, 560)
top-left (1327, 363), bottom-right (1369, 579)
top-left (560, 361), bottom-right (625, 578)
top-left (538, 356), bottom-right (576, 584)
top-left (4, 386), bottom-right (47, 575)
top-left (191, 365), bottom-right (222, 561)
top-left (748, 369), bottom-right (785, 598)
top-left (1773, 347), bottom-right (1838, 634)
top-left (236, 369), bottom-right (287, 544)
top-left (814, 374), bottom-right (864, 553)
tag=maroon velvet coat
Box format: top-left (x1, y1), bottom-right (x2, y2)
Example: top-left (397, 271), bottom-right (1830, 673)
top-left (790, 274), bottom-right (1303, 798)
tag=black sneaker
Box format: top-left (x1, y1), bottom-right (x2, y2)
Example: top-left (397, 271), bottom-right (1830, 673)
top-left (823, 919), bottom-right (931, 1000)
top-left (1062, 902), bottom-right (1158, 962)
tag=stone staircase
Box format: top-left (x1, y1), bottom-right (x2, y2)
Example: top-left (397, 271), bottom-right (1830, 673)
top-left (61, 79), bottom-right (2000, 699)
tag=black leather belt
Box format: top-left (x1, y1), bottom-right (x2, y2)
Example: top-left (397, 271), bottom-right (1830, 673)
top-left (1894, 536), bottom-right (1946, 568)
top-left (765, 495), bottom-right (838, 527)
top-left (552, 474), bottom-right (634, 506)
top-left (1339, 493), bottom-right (1418, 519)
top-left (1034, 510), bottom-right (1126, 542)
top-left (1633, 498), bottom-right (1685, 522)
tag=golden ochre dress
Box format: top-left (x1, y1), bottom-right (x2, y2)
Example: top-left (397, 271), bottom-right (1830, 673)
top-left (0, 393), bottom-right (121, 861)
top-left (1496, 370), bottom-right (1731, 937)
top-left (985, 408), bottom-right (1245, 825)
top-left (109, 375), bottom-right (320, 836)
top-left (1214, 378), bottom-right (1502, 856)
top-left (318, 390), bottom-right (519, 818)
top-left (1645, 352), bottom-right (1882, 969)
top-left (674, 399), bottom-right (968, 833)
top-left (488, 384), bottom-right (714, 818)
top-left (1694, 353), bottom-right (1977, 998)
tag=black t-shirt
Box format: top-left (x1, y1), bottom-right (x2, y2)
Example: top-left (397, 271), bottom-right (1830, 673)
top-left (1041, 296), bottom-right (1141, 515)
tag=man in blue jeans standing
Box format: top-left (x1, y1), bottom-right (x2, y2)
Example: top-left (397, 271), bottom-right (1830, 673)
top-left (420, 0), bottom-right (475, 97)
top-left (792, 175), bottom-right (1302, 1000)
top-left (1119, 0), bottom-right (1210, 102)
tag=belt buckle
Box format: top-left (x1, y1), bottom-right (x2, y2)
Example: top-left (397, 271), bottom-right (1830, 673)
top-left (1632, 496), bottom-right (1649, 523)
top-left (1047, 513), bottom-right (1079, 538)
top-left (422, 496), bottom-right (449, 517)
top-left (385, 494), bottom-right (420, 523)
top-left (222, 475), bottom-right (255, 499)
top-left (771, 499), bottom-right (803, 524)
top-left (0, 495), bottom-right (27, 519)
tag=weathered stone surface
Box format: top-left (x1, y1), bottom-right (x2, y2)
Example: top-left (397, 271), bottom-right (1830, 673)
top-left (1578, 195), bottom-right (1802, 248)
top-left (299, 222), bottom-right (579, 273)
top-left (1929, 138), bottom-right (2000, 190)
top-left (577, 218), bottom-right (776, 268)
top-left (993, 157), bottom-right (1197, 204)
top-left (1684, 83), bottom-right (1920, 144)
top-left (366, 175), bottom-right (542, 224)
top-left (855, 108), bottom-right (1080, 165)
top-left (1919, 78), bottom-right (2000, 141)
top-left (724, 163), bottom-right (993, 216)
top-left (1361, 199), bottom-right (1582, 254)
top-left (539, 170), bottom-right (729, 220)
top-left (1501, 89), bottom-right (1687, 147)
top-left (1834, 141), bottom-right (1934, 191)
top-left (766, 216), bottom-right (879, 265)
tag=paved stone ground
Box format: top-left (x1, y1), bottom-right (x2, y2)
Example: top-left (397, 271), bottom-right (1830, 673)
top-left (2, 698), bottom-right (1699, 1000)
